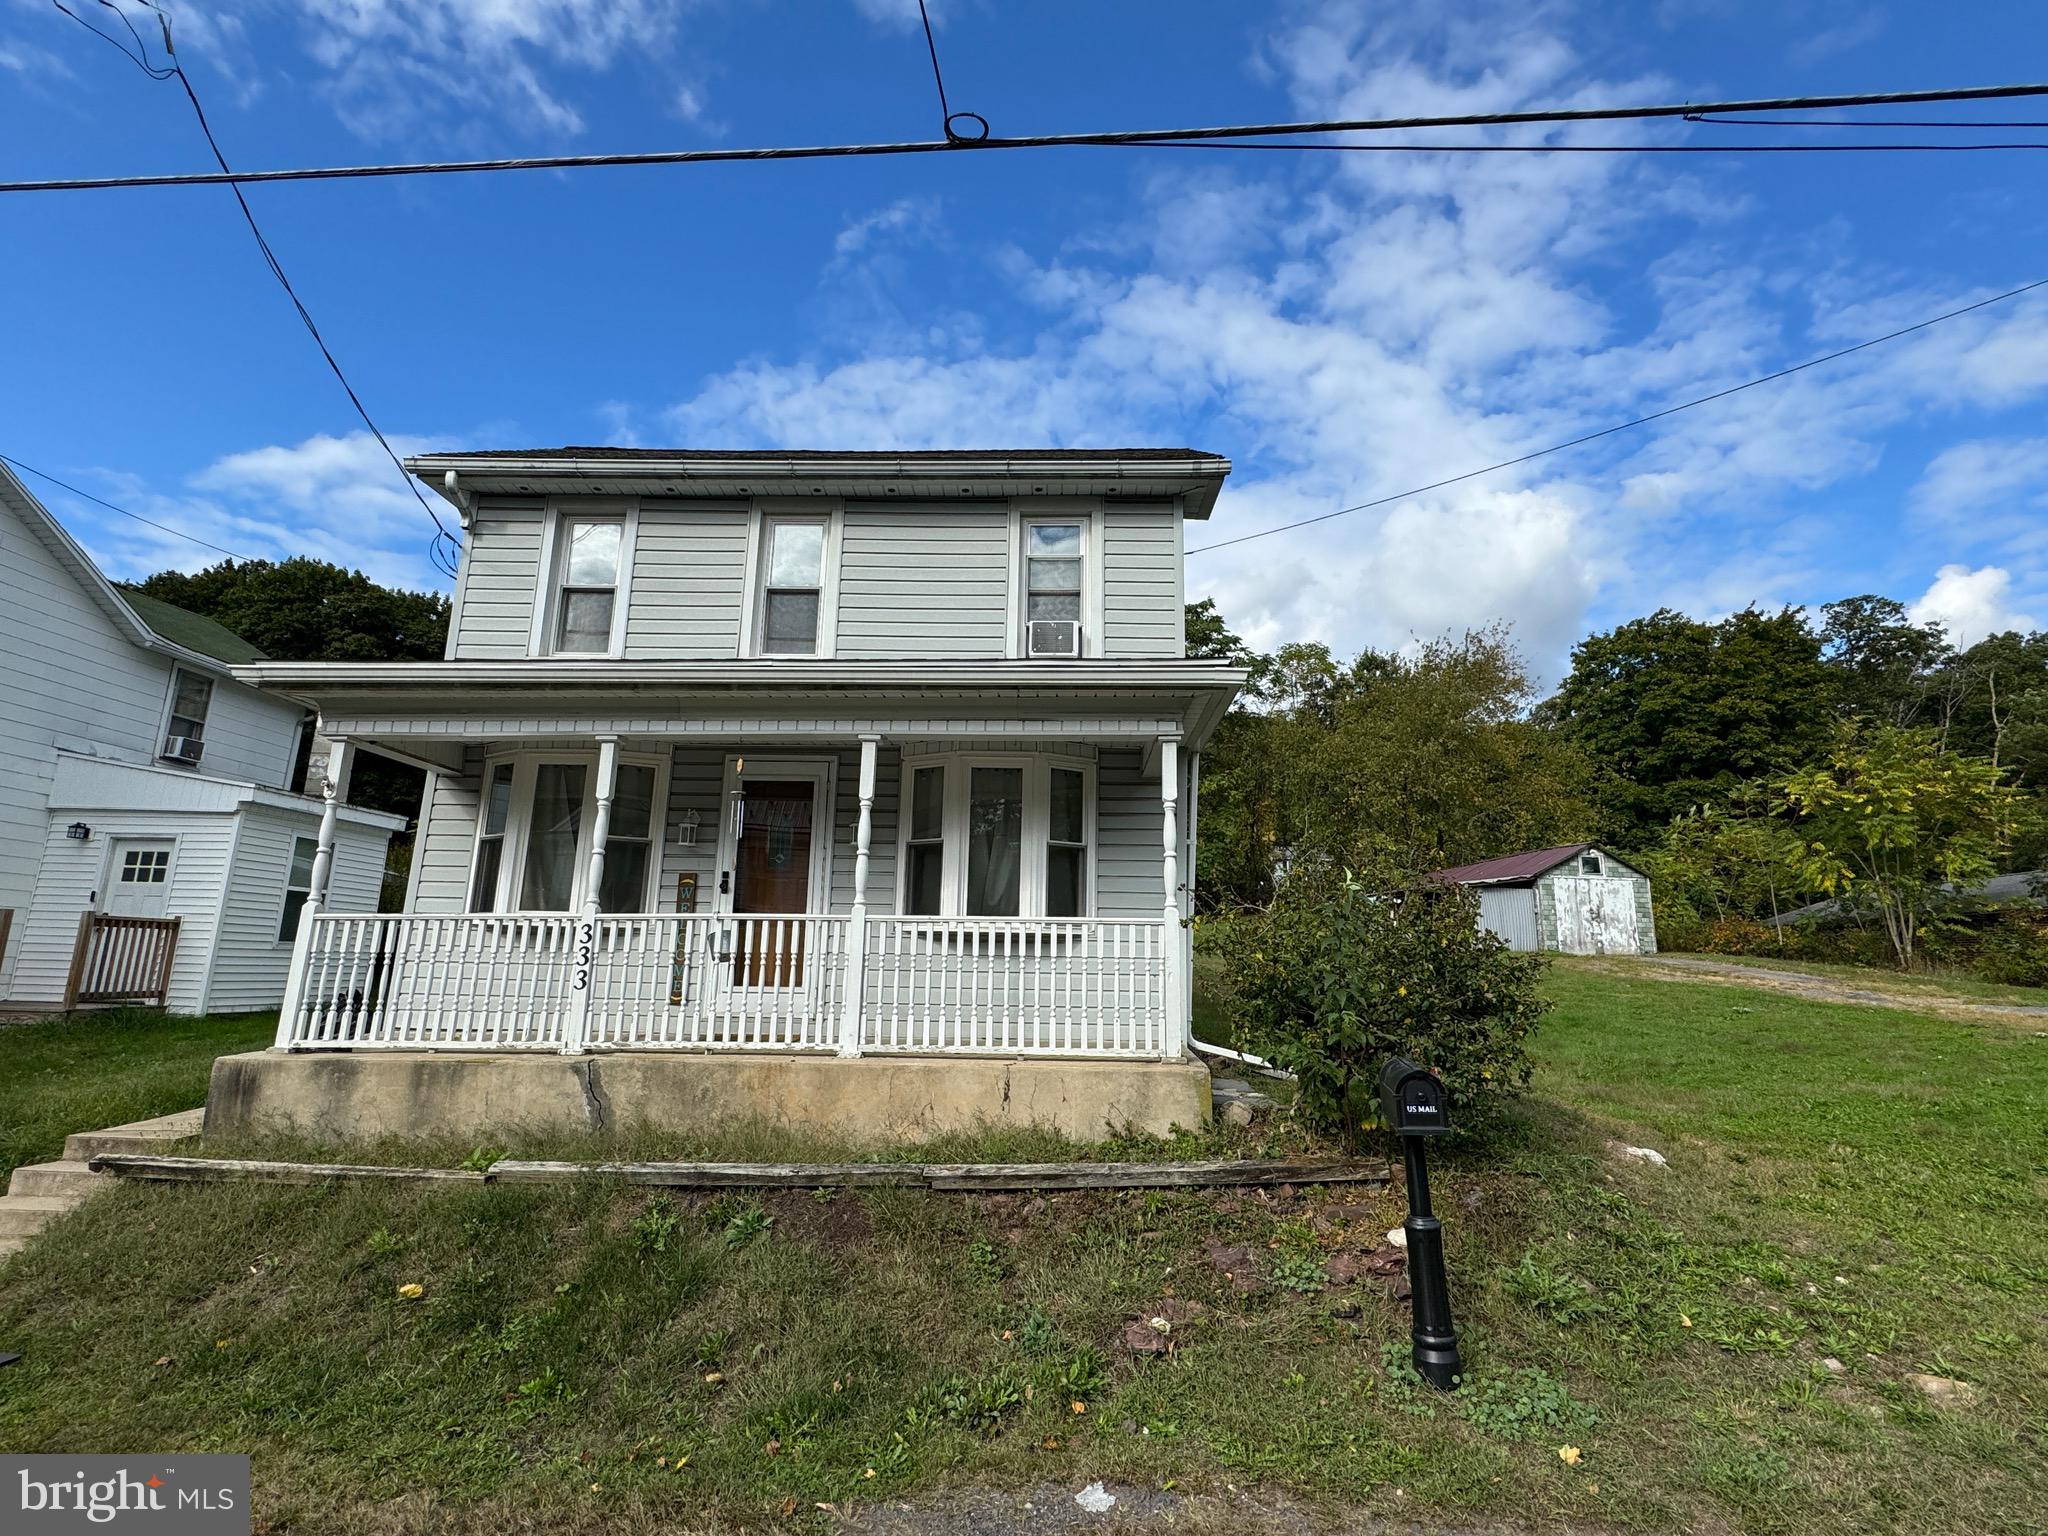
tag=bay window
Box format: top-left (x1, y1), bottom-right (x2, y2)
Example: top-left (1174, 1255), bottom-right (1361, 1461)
top-left (895, 755), bottom-right (1093, 918)
top-left (466, 752), bottom-right (667, 913)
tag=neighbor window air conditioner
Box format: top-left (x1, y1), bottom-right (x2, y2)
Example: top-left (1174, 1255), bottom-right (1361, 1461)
top-left (1027, 619), bottom-right (1081, 657)
top-left (161, 735), bottom-right (205, 765)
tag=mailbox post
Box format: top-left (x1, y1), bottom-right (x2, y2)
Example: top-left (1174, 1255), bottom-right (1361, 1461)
top-left (1379, 1057), bottom-right (1462, 1388)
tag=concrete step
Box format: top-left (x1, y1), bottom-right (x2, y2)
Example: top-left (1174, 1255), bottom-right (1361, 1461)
top-left (65, 1107), bottom-right (205, 1162)
top-left (0, 1195), bottom-right (75, 1239)
top-left (7, 1160), bottom-right (103, 1200)
top-left (0, 1235), bottom-right (27, 1262)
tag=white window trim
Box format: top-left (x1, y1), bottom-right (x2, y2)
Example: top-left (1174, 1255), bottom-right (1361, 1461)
top-left (157, 666), bottom-right (215, 761)
top-left (892, 751), bottom-right (1096, 919)
top-left (1007, 508), bottom-right (1102, 659)
top-left (463, 747), bottom-right (671, 913)
top-left (711, 755), bottom-right (837, 916)
top-left (277, 833), bottom-right (319, 946)
top-left (740, 509), bottom-right (840, 659)
top-left (529, 500), bottom-right (639, 659)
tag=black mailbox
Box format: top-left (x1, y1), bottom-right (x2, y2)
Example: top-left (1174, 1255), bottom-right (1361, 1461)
top-left (1379, 1057), bottom-right (1449, 1138)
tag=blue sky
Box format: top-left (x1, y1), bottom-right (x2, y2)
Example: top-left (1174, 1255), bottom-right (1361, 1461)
top-left (5, 0), bottom-right (2047, 675)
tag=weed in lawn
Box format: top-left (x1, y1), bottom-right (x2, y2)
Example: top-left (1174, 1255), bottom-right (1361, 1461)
top-left (629, 1196), bottom-right (685, 1254)
top-left (1014, 1306), bottom-right (1059, 1356)
top-left (1051, 1345), bottom-right (1110, 1402)
top-left (457, 1145), bottom-right (505, 1173)
top-left (1272, 1253), bottom-right (1328, 1293)
top-left (363, 1226), bottom-right (405, 1256)
top-left (720, 1204), bottom-right (773, 1250)
top-left (964, 1237), bottom-right (1004, 1284)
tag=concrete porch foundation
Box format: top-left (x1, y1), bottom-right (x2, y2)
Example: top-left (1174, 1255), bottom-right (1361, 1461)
top-left (204, 1051), bottom-right (1213, 1145)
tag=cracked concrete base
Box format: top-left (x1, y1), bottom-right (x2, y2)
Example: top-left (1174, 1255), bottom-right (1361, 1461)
top-left (203, 1051), bottom-right (1211, 1144)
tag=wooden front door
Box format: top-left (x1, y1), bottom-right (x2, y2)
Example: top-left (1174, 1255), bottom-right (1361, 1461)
top-left (731, 779), bottom-right (815, 986)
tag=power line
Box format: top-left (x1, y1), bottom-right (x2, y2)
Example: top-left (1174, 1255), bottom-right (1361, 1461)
top-left (8, 80), bottom-right (2048, 193)
top-left (67, 2), bottom-right (462, 580)
top-left (1120, 138), bottom-right (2048, 155)
top-left (1692, 114), bottom-right (2048, 127)
top-left (1, 452), bottom-right (256, 560)
top-left (1186, 275), bottom-right (2048, 557)
top-left (914, 0), bottom-right (986, 142)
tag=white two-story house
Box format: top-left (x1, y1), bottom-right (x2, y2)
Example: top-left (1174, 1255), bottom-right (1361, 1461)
top-left (219, 448), bottom-right (1245, 1140)
top-left (0, 463), bottom-right (402, 1015)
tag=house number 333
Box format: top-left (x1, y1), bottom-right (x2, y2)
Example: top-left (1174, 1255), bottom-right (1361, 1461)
top-left (573, 922), bottom-right (594, 990)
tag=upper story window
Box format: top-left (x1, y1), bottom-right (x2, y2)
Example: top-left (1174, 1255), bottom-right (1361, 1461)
top-left (1579, 852), bottom-right (1602, 876)
top-left (162, 668), bottom-right (212, 763)
top-left (1023, 520), bottom-right (1084, 657)
top-left (757, 517), bottom-right (827, 655)
top-left (896, 754), bottom-right (1093, 918)
top-left (554, 518), bottom-right (624, 653)
top-left (467, 752), bottom-right (668, 914)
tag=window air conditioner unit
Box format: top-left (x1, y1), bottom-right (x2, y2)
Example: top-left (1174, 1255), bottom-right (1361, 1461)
top-left (1027, 619), bottom-right (1081, 657)
top-left (161, 735), bottom-right (205, 765)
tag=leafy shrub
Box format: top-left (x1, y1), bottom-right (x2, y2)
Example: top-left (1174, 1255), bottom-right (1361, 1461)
top-left (1692, 917), bottom-right (1781, 955)
top-left (1975, 912), bottom-right (2048, 986)
top-left (1219, 874), bottom-right (1548, 1145)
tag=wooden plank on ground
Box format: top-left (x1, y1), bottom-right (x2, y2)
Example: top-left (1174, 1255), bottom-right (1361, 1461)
top-left (90, 1154), bottom-right (485, 1186)
top-left (922, 1158), bottom-right (1387, 1191)
top-left (486, 1161), bottom-right (932, 1187)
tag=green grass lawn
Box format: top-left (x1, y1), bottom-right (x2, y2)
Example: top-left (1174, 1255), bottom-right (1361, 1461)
top-left (0, 970), bottom-right (2043, 1534)
top-left (1653, 949), bottom-right (2048, 1007)
top-left (0, 1008), bottom-right (274, 1181)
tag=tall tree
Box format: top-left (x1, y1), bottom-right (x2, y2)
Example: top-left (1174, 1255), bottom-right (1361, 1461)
top-left (1542, 606), bottom-right (1836, 843)
top-left (1818, 595), bottom-right (1953, 727)
top-left (133, 558), bottom-right (449, 663)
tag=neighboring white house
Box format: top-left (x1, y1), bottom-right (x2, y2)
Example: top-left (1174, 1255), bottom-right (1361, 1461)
top-left (220, 448), bottom-right (1247, 1140)
top-left (1437, 842), bottom-right (1657, 956)
top-left (0, 463), bottom-right (403, 1014)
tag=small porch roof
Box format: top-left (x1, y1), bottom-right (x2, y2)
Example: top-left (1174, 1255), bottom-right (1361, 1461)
top-left (231, 658), bottom-right (1247, 774)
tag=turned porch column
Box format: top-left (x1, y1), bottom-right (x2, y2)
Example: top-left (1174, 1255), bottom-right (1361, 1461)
top-left (563, 736), bottom-right (619, 1056)
top-left (839, 733), bottom-right (880, 1057)
top-left (304, 737), bottom-right (356, 915)
top-left (1158, 734), bottom-right (1185, 1060)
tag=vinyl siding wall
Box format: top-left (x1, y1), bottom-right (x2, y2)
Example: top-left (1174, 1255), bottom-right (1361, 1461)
top-left (207, 809), bottom-right (388, 1012)
top-left (445, 497), bottom-right (1192, 661)
top-left (0, 487), bottom-right (301, 997)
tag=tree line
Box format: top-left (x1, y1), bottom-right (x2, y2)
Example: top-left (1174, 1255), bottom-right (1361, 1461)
top-left (1187, 595), bottom-right (2046, 972)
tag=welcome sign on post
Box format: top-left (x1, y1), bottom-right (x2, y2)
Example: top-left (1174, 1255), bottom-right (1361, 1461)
top-left (5, 1456), bottom-right (250, 1534)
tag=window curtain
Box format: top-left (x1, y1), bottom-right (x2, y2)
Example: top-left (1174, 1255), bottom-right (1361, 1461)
top-left (966, 767), bottom-right (1022, 916)
top-left (520, 763), bottom-right (587, 910)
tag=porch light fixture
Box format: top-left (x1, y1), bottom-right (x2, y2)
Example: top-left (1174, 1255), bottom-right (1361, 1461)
top-left (66, 822), bottom-right (91, 842)
top-left (676, 808), bottom-right (701, 846)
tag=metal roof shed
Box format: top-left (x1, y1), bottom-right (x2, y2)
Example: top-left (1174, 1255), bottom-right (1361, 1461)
top-left (1436, 843), bottom-right (1657, 956)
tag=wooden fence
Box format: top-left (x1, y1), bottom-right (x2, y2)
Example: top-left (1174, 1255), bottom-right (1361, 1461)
top-left (63, 912), bottom-right (181, 1008)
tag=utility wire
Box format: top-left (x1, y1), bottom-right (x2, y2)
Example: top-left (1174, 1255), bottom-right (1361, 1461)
top-left (68, 2), bottom-right (462, 579)
top-left (1186, 275), bottom-right (2048, 557)
top-left (1120, 138), bottom-right (2048, 155)
top-left (1, 452), bottom-right (256, 560)
top-left (914, 0), bottom-right (986, 142)
top-left (8, 80), bottom-right (2048, 193)
top-left (1692, 114), bottom-right (2048, 127)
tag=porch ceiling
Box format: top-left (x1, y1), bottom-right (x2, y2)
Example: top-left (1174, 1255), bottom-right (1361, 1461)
top-left (233, 659), bottom-right (1246, 758)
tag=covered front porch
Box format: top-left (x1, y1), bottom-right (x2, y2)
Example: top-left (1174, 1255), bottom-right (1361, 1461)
top-left (253, 660), bottom-right (1241, 1066)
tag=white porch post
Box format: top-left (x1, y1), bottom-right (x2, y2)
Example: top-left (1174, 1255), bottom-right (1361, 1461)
top-left (305, 737), bottom-right (356, 916)
top-left (279, 736), bottom-right (353, 1049)
top-left (1158, 734), bottom-right (1185, 1060)
top-left (563, 736), bottom-right (619, 1056)
top-left (839, 733), bottom-right (879, 1058)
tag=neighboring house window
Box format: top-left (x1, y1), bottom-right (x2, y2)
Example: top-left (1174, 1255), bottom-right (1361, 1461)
top-left (163, 668), bottom-right (212, 759)
top-left (1579, 853), bottom-right (1602, 876)
top-left (278, 836), bottom-right (318, 942)
top-left (467, 753), bottom-right (667, 913)
top-left (554, 518), bottom-right (623, 653)
top-left (468, 763), bottom-right (515, 912)
top-left (1023, 521), bottom-right (1084, 654)
top-left (757, 517), bottom-right (826, 655)
top-left (897, 755), bottom-right (1093, 918)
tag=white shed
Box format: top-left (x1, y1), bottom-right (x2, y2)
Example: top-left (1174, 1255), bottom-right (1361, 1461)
top-left (1436, 843), bottom-right (1657, 956)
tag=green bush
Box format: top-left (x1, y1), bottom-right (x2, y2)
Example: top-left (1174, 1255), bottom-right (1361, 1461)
top-left (1975, 912), bottom-right (2048, 986)
top-left (1218, 875), bottom-right (1548, 1147)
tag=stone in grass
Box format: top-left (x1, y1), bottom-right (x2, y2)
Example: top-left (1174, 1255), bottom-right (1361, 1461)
top-left (1122, 1319), bottom-right (1172, 1356)
top-left (1202, 1240), bottom-right (1266, 1294)
top-left (1222, 1100), bottom-right (1256, 1128)
top-left (1905, 1372), bottom-right (1981, 1408)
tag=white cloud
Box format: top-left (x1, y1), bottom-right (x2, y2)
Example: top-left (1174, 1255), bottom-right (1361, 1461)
top-left (1908, 565), bottom-right (2038, 648)
top-left (848, 0), bottom-right (940, 29)
top-left (1912, 438), bottom-right (2048, 520)
top-left (834, 197), bottom-right (941, 258)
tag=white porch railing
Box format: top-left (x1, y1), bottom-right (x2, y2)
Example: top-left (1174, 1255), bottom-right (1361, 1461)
top-left (277, 912), bottom-right (1172, 1059)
